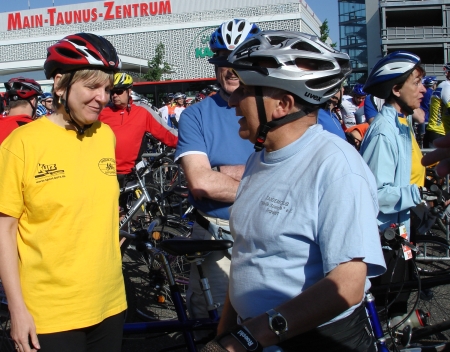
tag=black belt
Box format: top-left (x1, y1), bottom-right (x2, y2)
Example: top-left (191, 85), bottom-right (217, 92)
top-left (195, 211), bottom-right (231, 236)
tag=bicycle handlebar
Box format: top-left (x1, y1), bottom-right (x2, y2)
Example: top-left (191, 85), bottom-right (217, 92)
top-left (380, 227), bottom-right (418, 252)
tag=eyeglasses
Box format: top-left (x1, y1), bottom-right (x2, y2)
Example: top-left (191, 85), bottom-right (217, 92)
top-left (111, 89), bottom-right (125, 95)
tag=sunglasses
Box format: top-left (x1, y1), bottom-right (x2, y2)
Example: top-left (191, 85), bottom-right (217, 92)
top-left (44, 100), bottom-right (53, 103)
top-left (111, 89), bottom-right (125, 95)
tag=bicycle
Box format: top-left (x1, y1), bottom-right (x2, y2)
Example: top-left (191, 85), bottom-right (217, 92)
top-left (119, 151), bottom-right (190, 233)
top-left (121, 218), bottom-right (191, 322)
top-left (413, 184), bottom-right (450, 276)
top-left (366, 226), bottom-right (450, 351)
top-left (120, 222), bottom-right (233, 352)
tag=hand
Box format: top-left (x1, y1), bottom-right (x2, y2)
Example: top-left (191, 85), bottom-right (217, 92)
top-left (200, 334), bottom-right (246, 352)
top-left (422, 134), bottom-right (450, 176)
top-left (10, 307), bottom-right (40, 352)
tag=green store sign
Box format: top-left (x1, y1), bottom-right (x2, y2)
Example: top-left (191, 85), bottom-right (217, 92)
top-left (193, 32), bottom-right (214, 59)
top-left (195, 47), bottom-right (214, 59)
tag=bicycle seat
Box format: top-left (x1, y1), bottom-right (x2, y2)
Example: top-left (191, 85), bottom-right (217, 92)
top-left (160, 238), bottom-right (233, 256)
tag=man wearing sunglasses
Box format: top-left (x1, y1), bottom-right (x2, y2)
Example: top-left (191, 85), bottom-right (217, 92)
top-left (99, 73), bottom-right (178, 188)
top-left (201, 31), bottom-right (385, 352)
top-left (41, 92), bottom-right (54, 115)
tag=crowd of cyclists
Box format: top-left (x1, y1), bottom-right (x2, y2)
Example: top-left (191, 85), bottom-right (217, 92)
top-left (2, 16), bottom-right (450, 352)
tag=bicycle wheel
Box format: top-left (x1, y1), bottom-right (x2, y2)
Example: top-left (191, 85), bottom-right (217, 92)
top-left (0, 287), bottom-right (14, 352)
top-left (407, 283), bottom-right (450, 342)
top-left (407, 267), bottom-right (450, 343)
top-left (122, 226), bottom-right (190, 322)
top-left (151, 164), bottom-right (187, 192)
top-left (415, 233), bottom-right (450, 276)
top-left (371, 275), bottom-right (450, 351)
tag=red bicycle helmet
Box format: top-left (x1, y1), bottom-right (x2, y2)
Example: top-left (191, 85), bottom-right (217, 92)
top-left (44, 33), bottom-right (121, 79)
top-left (4, 77), bottom-right (43, 101)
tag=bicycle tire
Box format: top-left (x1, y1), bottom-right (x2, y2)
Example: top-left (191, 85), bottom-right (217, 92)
top-left (408, 281), bottom-right (450, 342)
top-left (0, 306), bottom-right (14, 352)
top-left (151, 164), bottom-right (187, 192)
top-left (122, 226), bottom-right (190, 322)
top-left (415, 233), bottom-right (450, 276)
top-left (370, 273), bottom-right (450, 345)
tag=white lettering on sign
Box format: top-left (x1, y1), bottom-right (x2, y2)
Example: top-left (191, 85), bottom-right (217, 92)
top-left (7, 0), bottom-right (172, 31)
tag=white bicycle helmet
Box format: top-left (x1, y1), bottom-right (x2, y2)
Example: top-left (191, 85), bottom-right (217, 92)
top-left (209, 19), bottom-right (261, 52)
top-left (227, 30), bottom-right (351, 105)
top-left (225, 30), bottom-right (351, 151)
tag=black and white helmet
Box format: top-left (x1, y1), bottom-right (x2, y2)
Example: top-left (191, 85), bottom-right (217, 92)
top-left (130, 91), bottom-right (142, 102)
top-left (227, 30), bottom-right (352, 105)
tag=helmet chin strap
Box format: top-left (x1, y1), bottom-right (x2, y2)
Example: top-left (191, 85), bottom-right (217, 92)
top-left (253, 86), bottom-right (317, 152)
top-left (392, 95), bottom-right (414, 116)
top-left (28, 98), bottom-right (38, 120)
top-left (63, 72), bottom-right (92, 135)
top-left (127, 91), bottom-right (132, 112)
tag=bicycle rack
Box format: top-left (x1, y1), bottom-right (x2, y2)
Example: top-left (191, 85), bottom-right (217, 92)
top-left (420, 148), bottom-right (450, 262)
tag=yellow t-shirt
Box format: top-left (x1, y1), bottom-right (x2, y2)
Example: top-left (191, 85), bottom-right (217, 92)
top-left (0, 117), bottom-right (126, 334)
top-left (398, 117), bottom-right (425, 187)
top-left (427, 81), bottom-right (450, 136)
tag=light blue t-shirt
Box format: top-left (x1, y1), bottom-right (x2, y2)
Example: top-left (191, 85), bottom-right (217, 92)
top-left (229, 124), bottom-right (386, 323)
top-left (175, 94), bottom-right (254, 220)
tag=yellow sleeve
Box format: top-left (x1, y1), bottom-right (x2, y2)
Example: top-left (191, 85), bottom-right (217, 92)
top-left (0, 142), bottom-right (25, 218)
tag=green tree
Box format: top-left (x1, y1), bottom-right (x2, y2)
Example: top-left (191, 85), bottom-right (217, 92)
top-left (319, 19), bottom-right (337, 49)
top-left (143, 43), bottom-right (173, 81)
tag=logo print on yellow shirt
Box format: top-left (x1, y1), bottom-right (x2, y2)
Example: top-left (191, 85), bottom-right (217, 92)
top-left (98, 158), bottom-right (116, 176)
top-left (34, 163), bottom-right (66, 183)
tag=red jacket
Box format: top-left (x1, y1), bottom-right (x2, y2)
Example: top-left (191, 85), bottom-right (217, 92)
top-left (99, 102), bottom-right (178, 174)
top-left (0, 114), bottom-right (33, 145)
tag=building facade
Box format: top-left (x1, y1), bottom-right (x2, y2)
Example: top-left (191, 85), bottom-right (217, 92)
top-left (339, 0), bottom-right (368, 86)
top-left (340, 0), bottom-right (450, 85)
top-left (378, 0), bottom-right (450, 81)
top-left (0, 0), bottom-right (326, 90)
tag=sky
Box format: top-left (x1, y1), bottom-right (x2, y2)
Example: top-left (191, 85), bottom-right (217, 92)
top-left (0, 0), bottom-right (340, 44)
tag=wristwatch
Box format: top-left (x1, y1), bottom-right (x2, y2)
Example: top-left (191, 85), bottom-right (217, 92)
top-left (266, 309), bottom-right (288, 342)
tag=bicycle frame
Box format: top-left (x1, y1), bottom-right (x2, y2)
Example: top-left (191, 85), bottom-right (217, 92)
top-left (121, 233), bottom-right (220, 352)
top-left (365, 292), bottom-right (389, 352)
top-left (119, 172), bottom-right (164, 231)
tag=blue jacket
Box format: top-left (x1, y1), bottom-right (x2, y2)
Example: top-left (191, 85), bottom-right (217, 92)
top-left (360, 104), bottom-right (421, 237)
top-left (317, 108), bottom-right (346, 140)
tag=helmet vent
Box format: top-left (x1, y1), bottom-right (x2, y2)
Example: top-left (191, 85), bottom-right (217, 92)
top-left (306, 75), bottom-right (341, 90)
top-left (227, 21), bottom-right (233, 31)
top-left (295, 58), bottom-right (334, 71)
top-left (235, 38), bottom-right (261, 54)
top-left (238, 21), bottom-right (245, 32)
top-left (226, 34), bottom-right (232, 44)
top-left (336, 59), bottom-right (352, 75)
top-left (291, 41), bottom-right (321, 53)
top-left (86, 49), bottom-right (102, 62)
top-left (267, 36), bottom-right (287, 46)
top-left (57, 47), bottom-right (83, 59)
top-left (70, 38), bottom-right (87, 47)
top-left (235, 34), bottom-right (242, 45)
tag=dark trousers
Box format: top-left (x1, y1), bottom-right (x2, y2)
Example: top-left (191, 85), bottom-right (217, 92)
top-left (38, 311), bottom-right (125, 352)
top-left (279, 304), bottom-right (376, 352)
